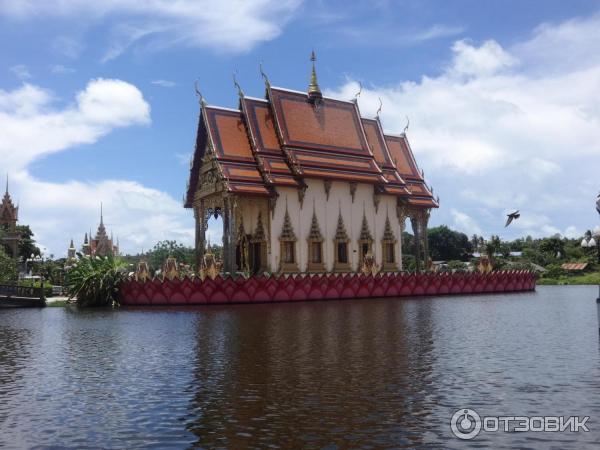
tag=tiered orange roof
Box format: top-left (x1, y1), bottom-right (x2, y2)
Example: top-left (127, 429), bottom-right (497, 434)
top-left (203, 106), bottom-right (270, 197)
top-left (241, 97), bottom-right (299, 188)
top-left (185, 58), bottom-right (437, 211)
top-left (268, 87), bottom-right (385, 184)
top-left (385, 134), bottom-right (438, 208)
top-left (361, 118), bottom-right (410, 197)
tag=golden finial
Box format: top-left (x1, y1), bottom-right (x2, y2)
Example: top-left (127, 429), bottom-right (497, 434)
top-left (233, 72), bottom-right (244, 98)
top-left (194, 79), bottom-right (206, 106)
top-left (403, 116), bottom-right (410, 134)
top-left (259, 62), bottom-right (271, 89)
top-left (376, 97), bottom-right (382, 118)
top-left (352, 81), bottom-right (362, 103)
top-left (308, 50), bottom-right (322, 101)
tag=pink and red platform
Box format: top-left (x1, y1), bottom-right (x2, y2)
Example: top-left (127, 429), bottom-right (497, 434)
top-left (119, 271), bottom-right (536, 306)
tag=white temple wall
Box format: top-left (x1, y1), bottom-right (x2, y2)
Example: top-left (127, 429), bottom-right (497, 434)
top-left (235, 197), bottom-right (269, 239)
top-left (270, 180), bottom-right (403, 273)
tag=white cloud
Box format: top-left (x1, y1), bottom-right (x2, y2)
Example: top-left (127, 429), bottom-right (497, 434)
top-left (0, 79), bottom-right (195, 256)
top-left (449, 39), bottom-right (516, 77)
top-left (175, 152), bottom-right (192, 166)
top-left (52, 36), bottom-right (84, 59)
top-left (50, 64), bottom-right (75, 74)
top-left (328, 22), bottom-right (463, 46)
top-left (0, 0), bottom-right (303, 60)
top-left (151, 79), bottom-right (176, 88)
top-left (9, 173), bottom-right (194, 257)
top-left (9, 64), bottom-right (31, 80)
top-left (451, 209), bottom-right (482, 235)
top-left (0, 79), bottom-right (150, 172)
top-left (328, 14), bottom-right (600, 240)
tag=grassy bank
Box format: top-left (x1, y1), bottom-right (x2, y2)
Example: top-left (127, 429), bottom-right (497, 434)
top-left (46, 299), bottom-right (69, 307)
top-left (538, 272), bottom-right (600, 285)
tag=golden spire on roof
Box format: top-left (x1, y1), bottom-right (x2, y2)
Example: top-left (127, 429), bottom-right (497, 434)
top-left (308, 50), bottom-right (323, 101)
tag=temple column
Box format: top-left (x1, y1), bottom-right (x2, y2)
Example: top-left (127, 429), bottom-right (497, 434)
top-left (421, 210), bottom-right (431, 271)
top-left (194, 200), bottom-right (206, 270)
top-left (228, 198), bottom-right (237, 273)
top-left (222, 197), bottom-right (238, 274)
top-left (223, 199), bottom-right (231, 274)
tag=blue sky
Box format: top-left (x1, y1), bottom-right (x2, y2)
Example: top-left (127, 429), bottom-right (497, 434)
top-left (1, 0), bottom-right (600, 256)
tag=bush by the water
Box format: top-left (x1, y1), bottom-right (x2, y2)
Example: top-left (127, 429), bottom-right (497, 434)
top-left (18, 280), bottom-right (53, 298)
top-left (66, 254), bottom-right (127, 307)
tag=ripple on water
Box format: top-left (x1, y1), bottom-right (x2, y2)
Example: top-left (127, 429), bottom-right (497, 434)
top-left (0, 286), bottom-right (599, 448)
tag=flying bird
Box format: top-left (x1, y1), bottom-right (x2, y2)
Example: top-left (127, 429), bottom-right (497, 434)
top-left (505, 210), bottom-right (520, 227)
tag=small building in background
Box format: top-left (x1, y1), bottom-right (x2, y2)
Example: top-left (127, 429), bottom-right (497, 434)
top-left (70, 204), bottom-right (119, 259)
top-left (0, 177), bottom-right (20, 260)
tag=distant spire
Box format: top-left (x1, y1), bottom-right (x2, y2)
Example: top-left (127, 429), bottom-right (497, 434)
top-left (5, 174), bottom-right (8, 195)
top-left (100, 202), bottom-right (104, 225)
top-left (69, 238), bottom-right (75, 249)
top-left (308, 50), bottom-right (322, 102)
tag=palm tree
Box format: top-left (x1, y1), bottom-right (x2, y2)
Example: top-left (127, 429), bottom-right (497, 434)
top-left (66, 254), bottom-right (127, 307)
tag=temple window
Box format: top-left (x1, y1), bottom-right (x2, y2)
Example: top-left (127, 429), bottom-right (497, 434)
top-left (337, 242), bottom-right (348, 264)
top-left (250, 211), bottom-right (268, 275)
top-left (311, 242), bottom-right (322, 263)
top-left (333, 210), bottom-right (351, 272)
top-left (283, 241), bottom-right (295, 263)
top-left (279, 205), bottom-right (299, 273)
top-left (358, 212), bottom-right (373, 270)
top-left (381, 214), bottom-right (398, 271)
top-left (385, 243), bottom-right (395, 264)
top-left (307, 206), bottom-right (325, 272)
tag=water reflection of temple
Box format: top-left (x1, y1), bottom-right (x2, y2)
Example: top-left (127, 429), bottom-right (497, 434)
top-left (186, 53), bottom-right (438, 275)
top-left (186, 299), bottom-right (437, 448)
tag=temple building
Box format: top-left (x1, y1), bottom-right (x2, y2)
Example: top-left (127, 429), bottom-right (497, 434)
top-left (71, 205), bottom-right (119, 258)
top-left (0, 177), bottom-right (20, 260)
top-left (185, 53), bottom-right (438, 275)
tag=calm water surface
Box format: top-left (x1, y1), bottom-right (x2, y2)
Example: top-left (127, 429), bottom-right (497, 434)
top-left (1, 286), bottom-right (599, 449)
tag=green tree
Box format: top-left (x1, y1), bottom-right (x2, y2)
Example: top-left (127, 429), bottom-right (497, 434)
top-left (470, 234), bottom-right (480, 253)
top-left (0, 245), bottom-right (17, 282)
top-left (16, 225), bottom-right (41, 260)
top-left (65, 254), bottom-right (127, 307)
top-left (147, 240), bottom-right (195, 271)
top-left (427, 226), bottom-right (473, 261)
top-left (539, 236), bottom-right (565, 259)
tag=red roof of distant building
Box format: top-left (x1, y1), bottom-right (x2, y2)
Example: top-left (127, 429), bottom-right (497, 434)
top-left (561, 262), bottom-right (588, 271)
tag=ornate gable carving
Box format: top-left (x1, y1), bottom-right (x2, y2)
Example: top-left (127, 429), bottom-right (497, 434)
top-left (280, 206), bottom-right (297, 241)
top-left (308, 207), bottom-right (323, 241)
top-left (382, 215), bottom-right (396, 242)
top-left (252, 212), bottom-right (266, 242)
top-left (359, 211), bottom-right (373, 242)
top-left (334, 210), bottom-right (349, 241)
